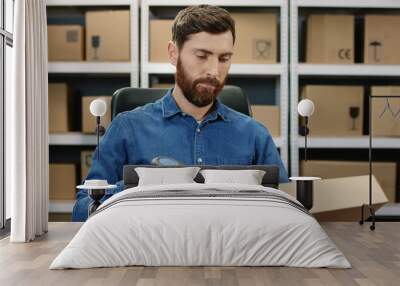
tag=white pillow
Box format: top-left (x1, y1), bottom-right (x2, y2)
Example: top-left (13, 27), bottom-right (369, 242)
top-left (135, 167), bottom-right (200, 186)
top-left (200, 169), bottom-right (266, 185)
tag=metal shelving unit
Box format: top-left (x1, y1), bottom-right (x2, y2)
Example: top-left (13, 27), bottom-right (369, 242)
top-left (46, 0), bottom-right (139, 86)
top-left (46, 0), bottom-right (140, 213)
top-left (290, 0), bottom-right (400, 176)
top-left (141, 0), bottom-right (289, 168)
top-left (49, 133), bottom-right (97, 145)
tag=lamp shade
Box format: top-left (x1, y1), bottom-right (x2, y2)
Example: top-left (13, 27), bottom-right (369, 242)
top-left (89, 99), bottom-right (107, 117)
top-left (298, 99), bottom-right (315, 117)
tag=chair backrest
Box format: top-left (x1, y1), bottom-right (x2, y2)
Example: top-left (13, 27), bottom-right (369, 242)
top-left (111, 85), bottom-right (252, 119)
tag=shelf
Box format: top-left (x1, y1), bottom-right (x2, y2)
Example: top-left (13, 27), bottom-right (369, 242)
top-left (49, 133), bottom-right (282, 148)
top-left (46, 0), bottom-right (131, 6)
top-left (50, 133), bottom-right (97, 145)
top-left (49, 200), bottom-right (75, 213)
top-left (48, 62), bottom-right (132, 74)
top-left (297, 64), bottom-right (400, 77)
top-left (297, 136), bottom-right (400, 149)
top-left (144, 0), bottom-right (285, 7)
top-left (143, 63), bottom-right (283, 76)
top-left (296, 0), bottom-right (400, 8)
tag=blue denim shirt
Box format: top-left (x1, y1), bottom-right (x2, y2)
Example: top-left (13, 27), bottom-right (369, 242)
top-left (72, 89), bottom-right (288, 221)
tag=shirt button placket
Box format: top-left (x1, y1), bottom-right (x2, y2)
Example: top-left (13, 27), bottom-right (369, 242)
top-left (195, 124), bottom-right (203, 165)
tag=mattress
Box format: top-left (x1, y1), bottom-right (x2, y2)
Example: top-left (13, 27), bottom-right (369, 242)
top-left (50, 183), bottom-right (351, 269)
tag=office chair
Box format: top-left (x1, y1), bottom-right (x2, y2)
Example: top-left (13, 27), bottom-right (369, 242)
top-left (111, 85), bottom-right (252, 119)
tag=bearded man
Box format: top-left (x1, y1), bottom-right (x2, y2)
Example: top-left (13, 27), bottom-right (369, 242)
top-left (72, 5), bottom-right (288, 222)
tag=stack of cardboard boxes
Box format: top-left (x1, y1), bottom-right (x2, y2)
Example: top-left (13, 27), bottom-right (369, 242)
top-left (302, 13), bottom-right (400, 219)
top-left (306, 13), bottom-right (400, 64)
top-left (48, 10), bottom-right (130, 62)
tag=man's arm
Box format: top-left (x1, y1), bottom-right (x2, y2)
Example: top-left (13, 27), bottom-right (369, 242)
top-left (72, 115), bottom-right (129, 222)
top-left (254, 123), bottom-right (289, 183)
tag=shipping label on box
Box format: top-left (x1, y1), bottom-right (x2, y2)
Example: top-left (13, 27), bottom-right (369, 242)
top-left (365, 15), bottom-right (400, 64)
top-left (86, 10), bottom-right (130, 61)
top-left (306, 14), bottom-right (354, 64)
top-left (302, 85), bottom-right (364, 136)
top-left (82, 96), bottom-right (112, 133)
top-left (48, 25), bottom-right (84, 61)
top-left (49, 83), bottom-right (70, 133)
top-left (49, 164), bottom-right (77, 200)
top-left (371, 86), bottom-right (400, 137)
top-left (232, 12), bottom-right (277, 64)
top-left (251, 105), bottom-right (280, 136)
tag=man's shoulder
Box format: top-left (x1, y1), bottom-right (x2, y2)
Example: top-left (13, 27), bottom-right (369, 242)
top-left (114, 99), bottom-right (163, 123)
top-left (221, 104), bottom-right (267, 131)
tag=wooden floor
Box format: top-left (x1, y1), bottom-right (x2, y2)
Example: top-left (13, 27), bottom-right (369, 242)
top-left (0, 222), bottom-right (399, 286)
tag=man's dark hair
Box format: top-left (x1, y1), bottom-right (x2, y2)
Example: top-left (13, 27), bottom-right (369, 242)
top-left (172, 5), bottom-right (235, 49)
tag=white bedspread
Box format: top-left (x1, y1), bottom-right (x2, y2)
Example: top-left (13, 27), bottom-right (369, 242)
top-left (50, 183), bottom-right (351, 269)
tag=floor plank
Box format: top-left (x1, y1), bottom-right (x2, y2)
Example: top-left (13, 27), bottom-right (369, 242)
top-left (0, 222), bottom-right (399, 286)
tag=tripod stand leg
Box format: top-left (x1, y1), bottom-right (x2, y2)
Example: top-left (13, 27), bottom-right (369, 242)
top-left (359, 204), bottom-right (365, 225)
top-left (369, 206), bottom-right (376, 231)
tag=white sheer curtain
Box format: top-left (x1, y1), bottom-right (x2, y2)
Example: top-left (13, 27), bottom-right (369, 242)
top-left (7, 0), bottom-right (49, 242)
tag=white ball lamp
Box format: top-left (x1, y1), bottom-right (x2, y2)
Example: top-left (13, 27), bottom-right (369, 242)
top-left (297, 99), bottom-right (315, 161)
top-left (76, 99), bottom-right (116, 216)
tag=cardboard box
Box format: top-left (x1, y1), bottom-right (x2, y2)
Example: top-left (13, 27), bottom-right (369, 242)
top-left (86, 10), bottom-right (130, 61)
top-left (149, 12), bottom-right (277, 64)
top-left (364, 15), bottom-right (400, 64)
top-left (301, 160), bottom-right (398, 203)
top-left (80, 151), bottom-right (94, 181)
top-left (251, 105), bottom-right (280, 136)
top-left (150, 83), bottom-right (174, 89)
top-left (149, 19), bottom-right (173, 62)
top-left (48, 83), bottom-right (72, 133)
top-left (301, 85), bottom-right (364, 136)
top-left (48, 25), bottom-right (84, 61)
top-left (279, 175), bottom-right (389, 221)
top-left (82, 96), bottom-right (112, 133)
top-left (231, 12), bottom-right (277, 64)
top-left (49, 164), bottom-right (77, 200)
top-left (306, 14), bottom-right (354, 63)
top-left (371, 86), bottom-right (400, 137)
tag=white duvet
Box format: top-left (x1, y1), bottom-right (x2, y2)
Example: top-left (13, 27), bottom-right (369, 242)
top-left (50, 183), bottom-right (351, 269)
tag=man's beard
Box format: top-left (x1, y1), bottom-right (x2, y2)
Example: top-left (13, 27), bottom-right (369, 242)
top-left (175, 57), bottom-right (225, 107)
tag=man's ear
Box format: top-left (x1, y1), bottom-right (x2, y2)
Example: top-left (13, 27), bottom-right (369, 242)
top-left (167, 41), bottom-right (178, 66)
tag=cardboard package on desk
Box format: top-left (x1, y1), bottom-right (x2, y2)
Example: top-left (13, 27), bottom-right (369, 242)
top-left (371, 86), bottom-right (400, 137)
top-left (301, 85), bottom-right (364, 136)
top-left (364, 15), bottom-right (400, 64)
top-left (306, 14), bottom-right (354, 64)
top-left (86, 10), bottom-right (130, 61)
top-left (47, 25), bottom-right (84, 61)
top-left (280, 175), bottom-right (389, 221)
top-left (301, 160), bottom-right (397, 203)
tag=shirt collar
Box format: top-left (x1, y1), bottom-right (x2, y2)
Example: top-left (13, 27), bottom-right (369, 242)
top-left (161, 88), bottom-right (230, 122)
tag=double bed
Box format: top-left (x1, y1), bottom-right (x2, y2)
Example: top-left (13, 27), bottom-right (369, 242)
top-left (50, 165), bottom-right (351, 269)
